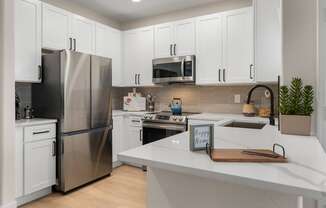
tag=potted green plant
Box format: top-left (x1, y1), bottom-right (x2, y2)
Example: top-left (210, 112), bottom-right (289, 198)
top-left (279, 78), bottom-right (314, 136)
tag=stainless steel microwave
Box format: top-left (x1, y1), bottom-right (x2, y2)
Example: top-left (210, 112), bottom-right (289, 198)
top-left (152, 55), bottom-right (196, 84)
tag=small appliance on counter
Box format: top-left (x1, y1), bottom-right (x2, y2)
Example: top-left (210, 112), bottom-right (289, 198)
top-left (123, 89), bottom-right (146, 112)
top-left (169, 98), bottom-right (182, 115)
top-left (123, 96), bottom-right (146, 111)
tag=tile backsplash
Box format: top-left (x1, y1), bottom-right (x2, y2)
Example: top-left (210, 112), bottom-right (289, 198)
top-left (16, 83), bottom-right (278, 115)
top-left (136, 84), bottom-right (278, 114)
top-left (15, 83), bottom-right (32, 116)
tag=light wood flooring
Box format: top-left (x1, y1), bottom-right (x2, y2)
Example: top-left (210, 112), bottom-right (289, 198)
top-left (21, 165), bottom-right (147, 208)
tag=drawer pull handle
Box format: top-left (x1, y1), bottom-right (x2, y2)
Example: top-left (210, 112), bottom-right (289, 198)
top-left (131, 120), bottom-right (140, 123)
top-left (33, 130), bottom-right (50, 135)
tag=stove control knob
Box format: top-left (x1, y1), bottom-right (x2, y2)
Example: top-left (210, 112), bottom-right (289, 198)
top-left (178, 118), bottom-right (184, 122)
top-left (172, 117), bottom-right (177, 121)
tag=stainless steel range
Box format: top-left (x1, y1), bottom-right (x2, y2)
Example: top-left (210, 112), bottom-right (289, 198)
top-left (142, 112), bottom-right (196, 145)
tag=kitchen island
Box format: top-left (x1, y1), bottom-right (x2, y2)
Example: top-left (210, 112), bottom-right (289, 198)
top-left (118, 116), bottom-right (326, 208)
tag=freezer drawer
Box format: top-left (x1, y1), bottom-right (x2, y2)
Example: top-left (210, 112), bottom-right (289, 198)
top-left (60, 128), bottom-right (112, 192)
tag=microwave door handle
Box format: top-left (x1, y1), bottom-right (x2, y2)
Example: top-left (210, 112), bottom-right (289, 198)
top-left (181, 59), bottom-right (185, 77)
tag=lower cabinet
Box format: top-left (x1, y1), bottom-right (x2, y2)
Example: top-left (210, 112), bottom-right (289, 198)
top-left (112, 115), bottom-right (143, 166)
top-left (113, 116), bottom-right (124, 163)
top-left (24, 138), bottom-right (56, 194)
top-left (16, 123), bottom-right (57, 204)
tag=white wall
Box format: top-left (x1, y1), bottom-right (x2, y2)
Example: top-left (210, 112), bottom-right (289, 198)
top-left (0, 0), bottom-right (16, 207)
top-left (282, 0), bottom-right (318, 135)
top-left (317, 0), bottom-right (326, 148)
top-left (41, 0), bottom-right (121, 29)
top-left (121, 0), bottom-right (252, 30)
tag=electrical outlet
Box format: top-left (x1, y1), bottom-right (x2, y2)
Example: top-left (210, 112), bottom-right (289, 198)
top-left (234, 94), bottom-right (241, 104)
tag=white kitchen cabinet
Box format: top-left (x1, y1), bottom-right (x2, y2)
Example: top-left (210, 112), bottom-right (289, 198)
top-left (155, 23), bottom-right (175, 58)
top-left (15, 0), bottom-right (42, 83)
top-left (16, 122), bottom-right (57, 203)
top-left (24, 138), bottom-right (56, 194)
top-left (123, 30), bottom-right (139, 86)
top-left (128, 126), bottom-right (143, 150)
top-left (223, 7), bottom-right (254, 84)
top-left (16, 127), bottom-right (24, 198)
top-left (154, 19), bottom-right (196, 58)
top-left (95, 23), bottom-right (111, 58)
top-left (123, 26), bottom-right (154, 87)
top-left (196, 13), bottom-right (223, 85)
top-left (95, 23), bottom-right (123, 86)
top-left (71, 15), bottom-right (95, 54)
top-left (113, 116), bottom-right (125, 163)
top-left (127, 116), bottom-right (143, 150)
top-left (137, 27), bottom-right (154, 86)
top-left (196, 7), bottom-right (254, 85)
top-left (254, 0), bottom-right (282, 83)
top-left (42, 3), bottom-right (72, 50)
top-left (174, 19), bottom-right (196, 56)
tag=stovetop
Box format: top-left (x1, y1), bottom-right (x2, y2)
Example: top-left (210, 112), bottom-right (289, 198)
top-left (143, 111), bottom-right (199, 125)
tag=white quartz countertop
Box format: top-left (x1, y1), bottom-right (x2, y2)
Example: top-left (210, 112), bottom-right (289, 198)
top-left (118, 115), bottom-right (326, 200)
top-left (188, 112), bottom-right (272, 123)
top-left (16, 118), bottom-right (57, 127)
top-left (113, 110), bottom-right (150, 117)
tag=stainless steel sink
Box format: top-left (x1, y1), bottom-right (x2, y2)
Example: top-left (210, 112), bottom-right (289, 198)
top-left (222, 121), bottom-right (266, 129)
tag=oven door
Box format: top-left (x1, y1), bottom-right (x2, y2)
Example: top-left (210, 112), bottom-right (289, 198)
top-left (152, 56), bottom-right (195, 84)
top-left (142, 122), bottom-right (186, 145)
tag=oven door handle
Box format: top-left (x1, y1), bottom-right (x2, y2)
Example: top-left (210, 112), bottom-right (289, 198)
top-left (142, 123), bottom-right (186, 131)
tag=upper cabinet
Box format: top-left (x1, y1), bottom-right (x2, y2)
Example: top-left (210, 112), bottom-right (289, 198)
top-left (95, 23), bottom-right (122, 86)
top-left (223, 7), bottom-right (254, 84)
top-left (123, 26), bottom-right (154, 87)
top-left (154, 19), bottom-right (196, 58)
top-left (196, 13), bottom-right (223, 85)
top-left (254, 0), bottom-right (282, 83)
top-left (196, 7), bottom-right (254, 85)
top-left (42, 3), bottom-right (72, 50)
top-left (15, 0), bottom-right (42, 83)
top-left (71, 15), bottom-right (95, 54)
top-left (19, 1), bottom-right (280, 86)
top-left (42, 4), bottom-right (96, 54)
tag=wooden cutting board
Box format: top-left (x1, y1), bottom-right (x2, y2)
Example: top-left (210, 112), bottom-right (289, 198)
top-left (210, 149), bottom-right (288, 163)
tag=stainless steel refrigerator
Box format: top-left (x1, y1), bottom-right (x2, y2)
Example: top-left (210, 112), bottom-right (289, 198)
top-left (32, 50), bottom-right (113, 193)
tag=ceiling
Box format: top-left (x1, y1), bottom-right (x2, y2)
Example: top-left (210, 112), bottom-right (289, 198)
top-left (69, 0), bottom-right (224, 23)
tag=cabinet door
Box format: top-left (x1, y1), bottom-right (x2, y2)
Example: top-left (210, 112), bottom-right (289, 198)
top-left (223, 7), bottom-right (254, 84)
top-left (174, 19), bottom-right (196, 56)
top-left (255, 0), bottom-right (282, 83)
top-left (128, 126), bottom-right (142, 150)
top-left (16, 127), bottom-right (24, 198)
top-left (108, 28), bottom-right (122, 87)
top-left (196, 14), bottom-right (223, 85)
top-left (137, 27), bottom-right (154, 86)
top-left (42, 3), bottom-right (72, 50)
top-left (95, 23), bottom-right (110, 58)
top-left (154, 23), bottom-right (174, 58)
top-left (15, 0), bottom-right (42, 83)
top-left (123, 30), bottom-right (139, 86)
top-left (71, 15), bottom-right (95, 54)
top-left (113, 116), bottom-right (124, 163)
top-left (24, 139), bottom-right (56, 194)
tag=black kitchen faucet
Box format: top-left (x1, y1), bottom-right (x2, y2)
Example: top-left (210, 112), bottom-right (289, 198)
top-left (247, 85), bottom-right (275, 126)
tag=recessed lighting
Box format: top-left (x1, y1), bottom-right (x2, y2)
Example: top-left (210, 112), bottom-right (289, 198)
top-left (132, 0), bottom-right (142, 2)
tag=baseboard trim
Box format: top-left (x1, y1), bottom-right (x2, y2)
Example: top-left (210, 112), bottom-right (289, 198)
top-left (17, 187), bottom-right (52, 206)
top-left (0, 201), bottom-right (17, 208)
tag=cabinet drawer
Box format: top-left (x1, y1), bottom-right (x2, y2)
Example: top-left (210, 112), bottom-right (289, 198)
top-left (128, 116), bottom-right (142, 127)
top-left (24, 124), bottom-right (56, 142)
